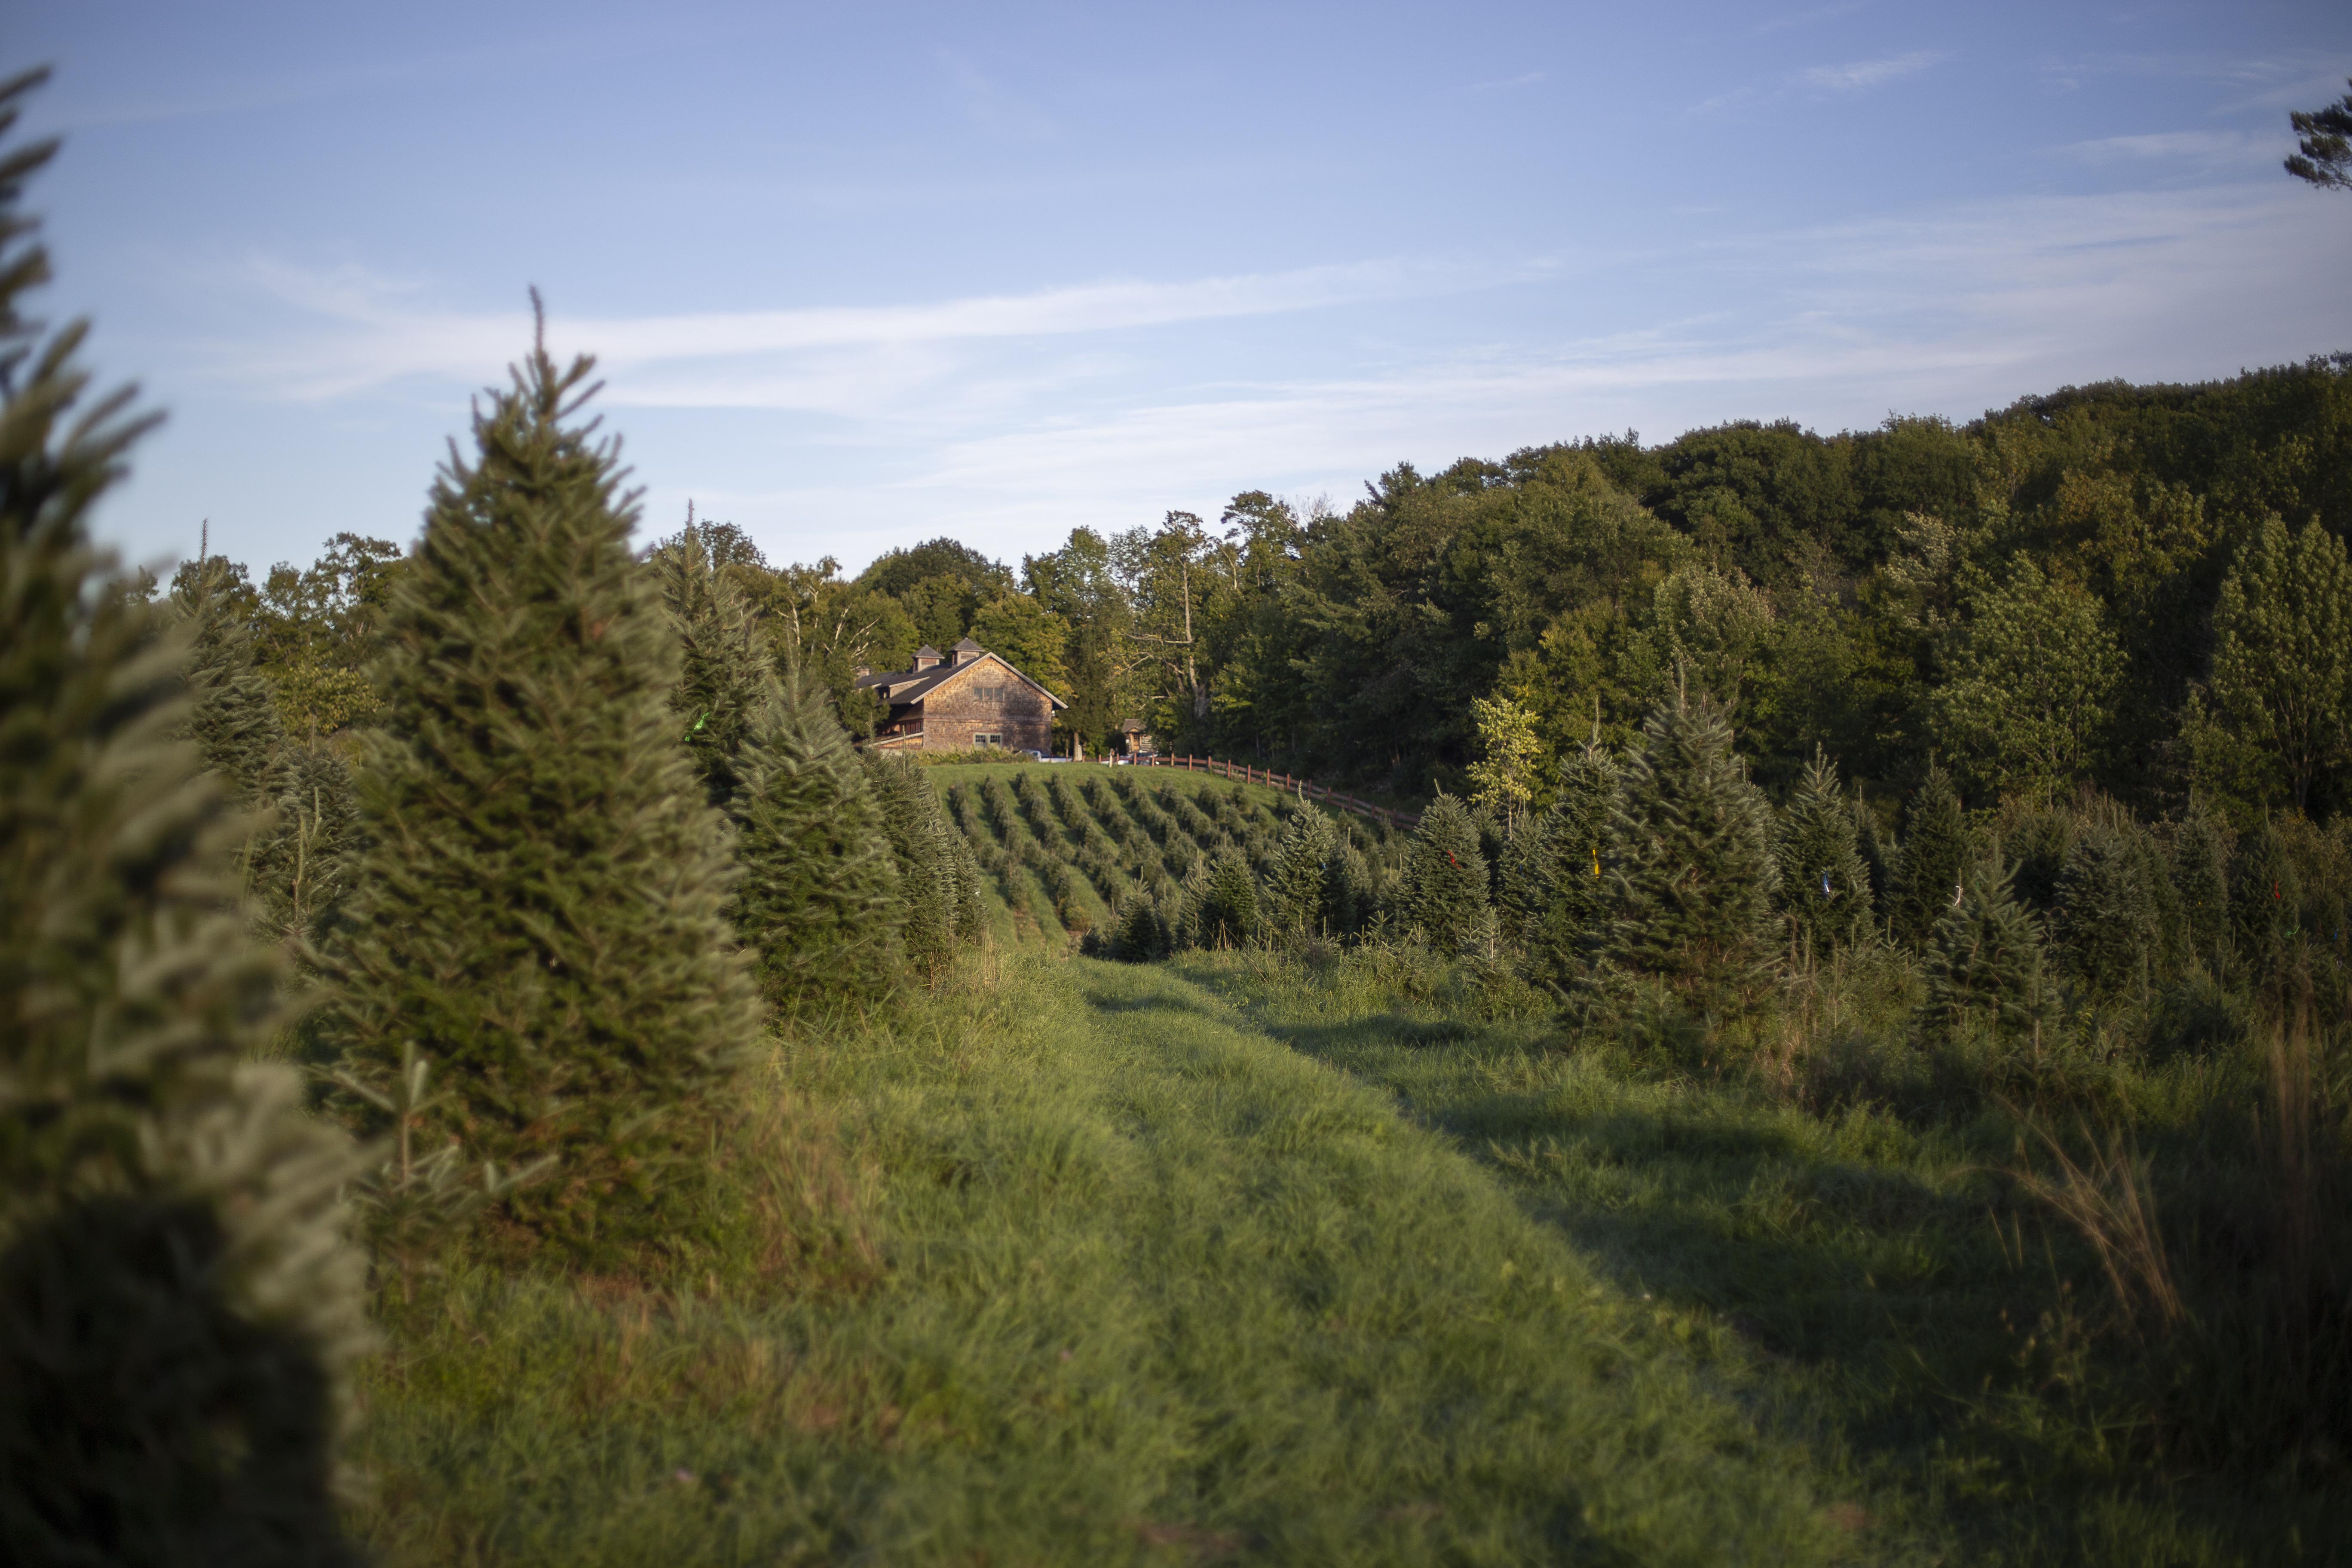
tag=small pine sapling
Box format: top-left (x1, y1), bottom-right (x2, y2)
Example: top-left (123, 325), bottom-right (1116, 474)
top-left (1921, 856), bottom-right (2054, 1047)
top-left (1196, 848), bottom-right (1261, 949)
top-left (168, 553), bottom-right (285, 805)
top-left (1264, 804), bottom-right (1336, 938)
top-left (2053, 823), bottom-right (2159, 1006)
top-left (1853, 787), bottom-right (1897, 911)
top-left (1774, 746), bottom-right (1875, 961)
top-left (734, 669), bottom-right (904, 1008)
top-left (1495, 812), bottom-right (1555, 949)
top-left (1322, 839), bottom-right (1376, 937)
top-left (1596, 689), bottom-right (1778, 1013)
top-left (1891, 766), bottom-right (1974, 948)
top-left (866, 753), bottom-right (981, 977)
top-left (1403, 793), bottom-right (1492, 953)
top-left (1523, 734), bottom-right (1619, 990)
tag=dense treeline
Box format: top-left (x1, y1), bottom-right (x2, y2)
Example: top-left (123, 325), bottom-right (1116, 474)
top-left (626, 362), bottom-right (2352, 830)
top-left (195, 350), bottom-right (2352, 834)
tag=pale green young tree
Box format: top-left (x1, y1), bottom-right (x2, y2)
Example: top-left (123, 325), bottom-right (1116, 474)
top-left (1934, 559), bottom-right (2123, 799)
top-left (1649, 561), bottom-right (1776, 709)
top-left (1467, 692), bottom-right (1546, 836)
top-left (2208, 515), bottom-right (2352, 812)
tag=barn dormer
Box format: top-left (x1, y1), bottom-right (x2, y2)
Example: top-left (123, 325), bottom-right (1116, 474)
top-left (911, 645), bottom-right (943, 671)
top-left (949, 637), bottom-right (983, 667)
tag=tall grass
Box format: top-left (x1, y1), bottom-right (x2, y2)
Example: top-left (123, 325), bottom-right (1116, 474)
top-left (349, 951), bottom-right (1861, 1565)
top-left (1184, 941), bottom-right (2352, 1565)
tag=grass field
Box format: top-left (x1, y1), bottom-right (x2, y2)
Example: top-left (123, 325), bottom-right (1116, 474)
top-left (1183, 948), bottom-right (2352, 1567)
top-left (352, 947), bottom-right (1868, 1566)
top-left (348, 765), bottom-right (2352, 1565)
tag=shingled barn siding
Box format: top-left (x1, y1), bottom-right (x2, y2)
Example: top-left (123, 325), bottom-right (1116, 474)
top-left (925, 667), bottom-right (1052, 751)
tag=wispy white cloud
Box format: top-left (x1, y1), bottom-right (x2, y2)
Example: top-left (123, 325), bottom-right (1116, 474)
top-left (1753, 0), bottom-right (1874, 35)
top-left (2057, 129), bottom-right (2269, 165)
top-left (1697, 46), bottom-right (1946, 113)
top-left (2028, 50), bottom-right (2350, 111)
top-left (1800, 51), bottom-right (1946, 92)
top-left (673, 182), bottom-right (2349, 566)
top-left (190, 254), bottom-right (1525, 404)
top-left (159, 178), bottom-right (2351, 575)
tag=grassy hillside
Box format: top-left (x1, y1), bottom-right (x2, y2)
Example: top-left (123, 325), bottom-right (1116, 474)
top-left (925, 762), bottom-right (1404, 938)
top-left (1180, 947), bottom-right (2352, 1567)
top-left (350, 950), bottom-right (1865, 1565)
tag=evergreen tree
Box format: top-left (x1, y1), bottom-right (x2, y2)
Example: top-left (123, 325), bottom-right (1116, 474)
top-left (1890, 766), bottom-right (1974, 948)
top-left (865, 753), bottom-right (981, 977)
top-left (654, 524), bottom-right (772, 807)
top-left (1322, 838), bottom-right (1376, 938)
top-left (1264, 804), bottom-right (1336, 937)
top-left (1107, 884), bottom-right (1174, 962)
top-left (2286, 76), bottom-right (2352, 188)
top-left (0, 78), bottom-right (369, 1560)
top-left (658, 535), bottom-right (909, 1004)
top-left (1773, 746), bottom-right (1874, 960)
top-left (734, 670), bottom-right (903, 1007)
top-left (1196, 847), bottom-right (1261, 949)
top-left (251, 735), bottom-right (359, 961)
top-left (168, 553), bottom-right (284, 804)
top-left (1598, 689), bottom-right (1777, 1009)
top-left (2053, 823), bottom-right (2157, 1005)
top-left (1495, 810), bottom-right (1555, 948)
top-left (319, 317), bottom-right (761, 1254)
top-left (2004, 803), bottom-right (2078, 916)
top-left (1854, 790), bottom-right (1897, 910)
top-left (167, 555), bottom-right (362, 960)
top-left (1523, 735), bottom-right (1620, 988)
top-left (2131, 818), bottom-right (2189, 987)
top-left (1921, 857), bottom-right (2054, 1044)
top-left (2230, 822), bottom-right (2303, 981)
top-left (1403, 793), bottom-right (1491, 953)
top-left (2171, 799), bottom-right (2231, 974)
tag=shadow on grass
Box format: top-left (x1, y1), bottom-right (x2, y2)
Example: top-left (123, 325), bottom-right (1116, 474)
top-left (1240, 998), bottom-right (2166, 1563)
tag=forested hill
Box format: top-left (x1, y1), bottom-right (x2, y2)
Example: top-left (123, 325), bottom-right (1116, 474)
top-left (217, 354), bottom-right (2352, 826)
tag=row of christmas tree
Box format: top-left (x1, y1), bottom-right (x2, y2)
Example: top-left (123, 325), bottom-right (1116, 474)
top-left (1065, 687), bottom-right (2344, 1044)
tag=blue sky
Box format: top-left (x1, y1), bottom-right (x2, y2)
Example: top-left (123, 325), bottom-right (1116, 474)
top-left (16, 0), bottom-right (2352, 579)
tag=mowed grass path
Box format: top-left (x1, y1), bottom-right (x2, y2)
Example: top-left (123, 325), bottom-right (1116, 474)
top-left (355, 954), bottom-right (1856, 1565)
top-left (1190, 952), bottom-right (2352, 1568)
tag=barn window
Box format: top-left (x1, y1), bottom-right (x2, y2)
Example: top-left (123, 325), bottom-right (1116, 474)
top-left (973, 731), bottom-right (1003, 746)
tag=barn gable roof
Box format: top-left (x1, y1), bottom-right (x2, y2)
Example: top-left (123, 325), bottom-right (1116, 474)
top-left (854, 647), bottom-right (1067, 710)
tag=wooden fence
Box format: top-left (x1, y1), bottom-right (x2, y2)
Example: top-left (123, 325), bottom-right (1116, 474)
top-left (1122, 753), bottom-right (1421, 832)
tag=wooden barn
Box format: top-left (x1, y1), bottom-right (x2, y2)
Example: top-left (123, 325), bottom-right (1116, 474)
top-left (857, 637), bottom-right (1066, 753)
